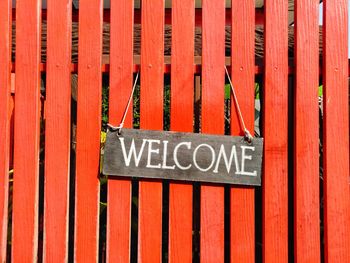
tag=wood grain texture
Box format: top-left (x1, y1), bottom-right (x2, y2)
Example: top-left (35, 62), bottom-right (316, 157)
top-left (43, 1), bottom-right (72, 262)
top-left (230, 0), bottom-right (255, 261)
top-left (0, 0), bottom-right (11, 261)
top-left (169, 1), bottom-right (194, 260)
top-left (139, 0), bottom-right (164, 262)
top-left (323, 1), bottom-right (350, 262)
top-left (201, 0), bottom-right (225, 262)
top-left (12, 0), bottom-right (41, 262)
top-left (263, 0), bottom-right (289, 262)
top-left (106, 0), bottom-right (133, 262)
top-left (74, 0), bottom-right (103, 261)
top-left (294, 0), bottom-right (321, 262)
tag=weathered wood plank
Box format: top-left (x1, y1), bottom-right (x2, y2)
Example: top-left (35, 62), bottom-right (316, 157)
top-left (74, 0), bottom-right (103, 261)
top-left (323, 0), bottom-right (350, 261)
top-left (104, 129), bottom-right (263, 185)
top-left (12, 0), bottom-right (41, 261)
top-left (230, 0), bottom-right (256, 261)
top-left (106, 0), bottom-right (134, 262)
top-left (169, 0), bottom-right (195, 261)
top-left (201, 0), bottom-right (226, 261)
top-left (294, 0), bottom-right (320, 262)
top-left (0, 0), bottom-right (12, 261)
top-left (263, 0), bottom-right (289, 262)
top-left (139, 0), bottom-right (164, 262)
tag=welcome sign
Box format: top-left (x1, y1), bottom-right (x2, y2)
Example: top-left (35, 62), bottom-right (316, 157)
top-left (103, 129), bottom-right (263, 186)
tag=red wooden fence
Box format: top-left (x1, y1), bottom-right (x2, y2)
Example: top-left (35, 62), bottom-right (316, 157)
top-left (0, 0), bottom-right (349, 262)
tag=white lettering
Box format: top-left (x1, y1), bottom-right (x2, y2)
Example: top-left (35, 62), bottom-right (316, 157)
top-left (173, 142), bottom-right (192, 170)
top-left (162, 140), bottom-right (175, 169)
top-left (119, 138), bottom-right (147, 167)
top-left (213, 144), bottom-right (240, 174)
top-left (146, 139), bottom-right (162, 169)
top-left (236, 146), bottom-right (257, 176)
top-left (193, 144), bottom-right (215, 172)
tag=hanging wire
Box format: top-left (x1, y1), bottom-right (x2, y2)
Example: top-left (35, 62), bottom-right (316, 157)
top-left (224, 66), bottom-right (254, 143)
top-left (107, 72), bottom-right (140, 133)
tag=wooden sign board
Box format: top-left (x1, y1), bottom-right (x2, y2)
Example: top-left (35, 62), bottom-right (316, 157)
top-left (103, 129), bottom-right (263, 186)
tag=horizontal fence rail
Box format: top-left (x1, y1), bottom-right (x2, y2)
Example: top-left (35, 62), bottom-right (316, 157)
top-left (7, 62), bottom-right (350, 79)
top-left (1, 0), bottom-right (349, 262)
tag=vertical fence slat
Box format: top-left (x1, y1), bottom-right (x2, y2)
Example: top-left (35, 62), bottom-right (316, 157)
top-left (294, 0), bottom-right (320, 262)
top-left (43, 0), bottom-right (72, 262)
top-left (12, 0), bottom-right (41, 261)
top-left (0, 0), bottom-right (11, 261)
top-left (201, 0), bottom-right (225, 262)
top-left (263, 0), bottom-right (289, 262)
top-left (230, 0), bottom-right (255, 262)
top-left (106, 0), bottom-right (133, 262)
top-left (139, 0), bottom-right (164, 262)
top-left (75, 0), bottom-right (103, 261)
top-left (323, 1), bottom-right (350, 261)
top-left (169, 0), bottom-right (195, 262)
